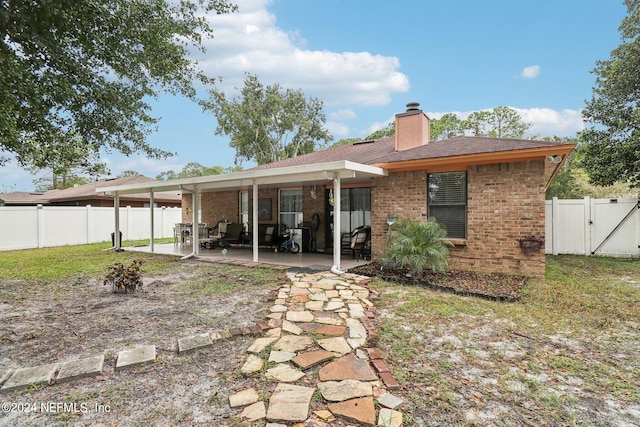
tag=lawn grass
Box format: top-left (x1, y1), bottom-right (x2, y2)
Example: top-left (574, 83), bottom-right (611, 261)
top-left (0, 242), bottom-right (184, 281)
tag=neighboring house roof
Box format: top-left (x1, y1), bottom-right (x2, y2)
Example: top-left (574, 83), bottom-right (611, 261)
top-left (252, 136), bottom-right (575, 173)
top-left (0, 176), bottom-right (181, 205)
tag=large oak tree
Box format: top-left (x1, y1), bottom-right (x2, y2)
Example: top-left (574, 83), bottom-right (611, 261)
top-left (0, 0), bottom-right (236, 170)
top-left (582, 0), bottom-right (640, 187)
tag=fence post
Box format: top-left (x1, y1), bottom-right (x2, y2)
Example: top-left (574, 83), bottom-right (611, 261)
top-left (86, 204), bottom-right (92, 244)
top-left (552, 197), bottom-right (559, 255)
top-left (584, 197), bottom-right (591, 256)
top-left (37, 204), bottom-right (44, 248)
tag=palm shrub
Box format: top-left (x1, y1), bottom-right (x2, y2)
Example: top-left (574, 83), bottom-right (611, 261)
top-left (383, 218), bottom-right (452, 276)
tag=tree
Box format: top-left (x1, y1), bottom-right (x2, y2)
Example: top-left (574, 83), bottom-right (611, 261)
top-left (0, 0), bottom-right (236, 169)
top-left (156, 162), bottom-right (241, 181)
top-left (464, 106), bottom-right (530, 138)
top-left (206, 73), bottom-right (332, 165)
top-left (582, 0), bottom-right (640, 187)
top-left (330, 138), bottom-right (362, 148)
top-left (430, 113), bottom-right (465, 141)
top-left (366, 122), bottom-right (395, 140)
top-left (25, 131), bottom-right (108, 191)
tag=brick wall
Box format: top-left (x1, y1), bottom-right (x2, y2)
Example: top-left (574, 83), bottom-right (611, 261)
top-left (370, 161), bottom-right (546, 278)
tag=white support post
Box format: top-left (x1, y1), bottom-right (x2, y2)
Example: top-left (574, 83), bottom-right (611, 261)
top-left (551, 196), bottom-right (559, 255)
top-left (193, 189), bottom-right (199, 256)
top-left (114, 194), bottom-right (121, 249)
top-left (252, 181), bottom-right (259, 262)
top-left (332, 176), bottom-right (342, 274)
top-left (150, 192), bottom-right (155, 252)
top-left (584, 196), bottom-right (591, 256)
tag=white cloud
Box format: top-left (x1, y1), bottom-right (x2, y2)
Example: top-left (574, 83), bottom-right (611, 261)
top-left (329, 109), bottom-right (357, 121)
top-left (199, 1), bottom-right (409, 106)
top-left (325, 121), bottom-right (351, 138)
top-left (518, 65), bottom-right (541, 79)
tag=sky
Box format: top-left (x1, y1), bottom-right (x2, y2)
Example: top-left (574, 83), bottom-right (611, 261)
top-left (0, 0), bottom-right (629, 192)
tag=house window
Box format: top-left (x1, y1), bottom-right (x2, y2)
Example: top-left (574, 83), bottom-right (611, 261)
top-left (279, 188), bottom-right (303, 229)
top-left (339, 187), bottom-right (371, 232)
top-left (427, 171), bottom-right (467, 239)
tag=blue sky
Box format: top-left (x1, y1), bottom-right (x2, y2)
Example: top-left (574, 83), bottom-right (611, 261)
top-left (1, 0), bottom-right (628, 192)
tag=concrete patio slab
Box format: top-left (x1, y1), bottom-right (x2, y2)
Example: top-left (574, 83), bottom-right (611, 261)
top-left (116, 345), bottom-right (156, 371)
top-left (57, 355), bottom-right (104, 383)
top-left (178, 332), bottom-right (213, 354)
top-left (0, 363), bottom-right (58, 392)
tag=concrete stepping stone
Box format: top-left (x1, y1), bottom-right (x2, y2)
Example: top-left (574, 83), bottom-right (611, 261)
top-left (273, 335), bottom-right (312, 352)
top-left (268, 351), bottom-right (296, 363)
top-left (265, 364), bottom-right (305, 382)
top-left (246, 337), bottom-right (277, 354)
top-left (229, 388), bottom-right (260, 407)
top-left (0, 363), bottom-right (58, 392)
top-left (286, 310), bottom-right (315, 323)
top-left (57, 355), bottom-right (104, 383)
top-left (314, 324), bottom-right (346, 337)
top-left (378, 408), bottom-right (403, 427)
top-left (318, 379), bottom-right (372, 402)
top-left (178, 332), bottom-right (213, 354)
top-left (327, 396), bottom-right (376, 426)
top-left (240, 354), bottom-right (264, 374)
top-left (377, 392), bottom-right (404, 409)
top-left (281, 320), bottom-right (303, 335)
top-left (239, 400), bottom-right (266, 422)
top-left (291, 350), bottom-right (335, 369)
top-left (266, 383), bottom-right (315, 422)
top-left (317, 337), bottom-right (352, 355)
top-left (319, 354), bottom-right (378, 381)
top-left (116, 345), bottom-right (155, 371)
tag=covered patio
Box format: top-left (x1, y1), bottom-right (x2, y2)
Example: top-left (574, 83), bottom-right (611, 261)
top-left (99, 160), bottom-right (387, 273)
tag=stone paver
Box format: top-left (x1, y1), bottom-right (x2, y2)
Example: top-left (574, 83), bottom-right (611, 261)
top-left (377, 392), bottom-right (404, 409)
top-left (318, 379), bottom-right (373, 402)
top-left (115, 345), bottom-right (155, 371)
top-left (246, 337), bottom-right (277, 354)
top-left (327, 396), bottom-right (376, 426)
top-left (229, 388), bottom-right (260, 407)
top-left (273, 335), bottom-right (312, 352)
top-left (266, 383), bottom-right (315, 422)
top-left (314, 324), bottom-right (346, 336)
top-left (285, 310), bottom-right (315, 322)
top-left (317, 336), bottom-right (352, 355)
top-left (378, 408), bottom-right (403, 427)
top-left (0, 363), bottom-right (58, 392)
top-left (281, 320), bottom-right (303, 335)
top-left (57, 355), bottom-right (104, 383)
top-left (319, 354), bottom-right (378, 381)
top-left (240, 354), bottom-right (264, 374)
top-left (0, 369), bottom-right (13, 386)
top-left (177, 332), bottom-right (213, 354)
top-left (268, 351), bottom-right (296, 363)
top-left (291, 350), bottom-right (335, 369)
top-left (240, 401), bottom-right (266, 422)
top-left (265, 364), bottom-right (305, 382)
top-left (304, 300), bottom-right (325, 311)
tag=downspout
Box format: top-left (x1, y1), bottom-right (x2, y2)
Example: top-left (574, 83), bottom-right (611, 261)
top-left (331, 175), bottom-right (343, 275)
top-left (252, 181), bottom-right (259, 262)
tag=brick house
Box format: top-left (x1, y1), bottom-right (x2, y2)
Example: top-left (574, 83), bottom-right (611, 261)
top-left (102, 103), bottom-right (575, 278)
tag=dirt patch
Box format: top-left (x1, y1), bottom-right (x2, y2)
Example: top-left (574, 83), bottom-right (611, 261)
top-left (0, 260), bottom-right (287, 426)
top-left (349, 261), bottom-right (526, 300)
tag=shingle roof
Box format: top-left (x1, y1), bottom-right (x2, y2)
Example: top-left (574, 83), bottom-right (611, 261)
top-left (252, 135), bottom-right (575, 170)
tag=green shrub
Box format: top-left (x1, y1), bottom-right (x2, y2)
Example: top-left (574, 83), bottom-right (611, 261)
top-left (103, 259), bottom-right (143, 293)
top-left (383, 218), bottom-right (452, 275)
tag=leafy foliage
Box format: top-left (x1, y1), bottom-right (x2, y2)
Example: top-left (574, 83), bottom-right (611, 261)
top-left (582, 0), bottom-right (640, 187)
top-left (464, 106), bottom-right (531, 138)
top-left (156, 162), bottom-right (242, 181)
top-left (0, 0), bottom-right (236, 169)
top-left (384, 218), bottom-right (452, 275)
top-left (206, 73), bottom-right (332, 165)
top-left (103, 259), bottom-right (144, 294)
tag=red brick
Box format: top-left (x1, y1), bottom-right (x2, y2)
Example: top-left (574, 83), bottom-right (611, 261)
top-left (378, 372), bottom-right (400, 389)
top-left (371, 359), bottom-right (390, 373)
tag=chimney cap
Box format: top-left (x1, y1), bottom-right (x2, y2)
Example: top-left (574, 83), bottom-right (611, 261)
top-left (406, 102), bottom-right (420, 111)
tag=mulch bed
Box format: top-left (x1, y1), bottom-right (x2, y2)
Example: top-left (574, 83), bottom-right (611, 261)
top-left (348, 262), bottom-right (526, 301)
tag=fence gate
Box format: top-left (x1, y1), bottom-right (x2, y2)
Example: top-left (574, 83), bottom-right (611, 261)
top-left (546, 197), bottom-right (640, 257)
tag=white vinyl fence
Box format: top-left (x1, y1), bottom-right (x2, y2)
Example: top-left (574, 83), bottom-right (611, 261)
top-left (546, 197), bottom-right (640, 257)
top-left (0, 205), bottom-right (182, 251)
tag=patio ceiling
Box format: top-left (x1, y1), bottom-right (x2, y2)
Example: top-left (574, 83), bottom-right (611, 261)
top-left (99, 160), bottom-right (387, 196)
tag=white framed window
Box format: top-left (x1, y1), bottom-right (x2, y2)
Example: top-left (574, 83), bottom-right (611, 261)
top-left (239, 191), bottom-right (248, 227)
top-left (279, 188), bottom-right (303, 229)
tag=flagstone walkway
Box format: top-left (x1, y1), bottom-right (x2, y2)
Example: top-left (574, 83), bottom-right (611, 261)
top-left (230, 270), bottom-right (404, 426)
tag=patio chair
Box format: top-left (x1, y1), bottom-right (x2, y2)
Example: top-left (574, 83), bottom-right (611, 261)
top-left (350, 225), bottom-right (371, 260)
top-left (201, 220), bottom-right (227, 249)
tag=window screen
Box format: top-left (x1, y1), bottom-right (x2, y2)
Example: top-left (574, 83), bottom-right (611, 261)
top-left (427, 171), bottom-right (467, 239)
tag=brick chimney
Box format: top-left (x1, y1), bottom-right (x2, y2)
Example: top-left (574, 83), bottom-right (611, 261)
top-left (394, 102), bottom-right (430, 151)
